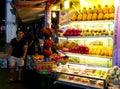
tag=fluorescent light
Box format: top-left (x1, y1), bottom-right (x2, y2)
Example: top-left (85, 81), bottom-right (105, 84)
top-left (52, 12), bottom-right (56, 18)
top-left (64, 0), bottom-right (69, 9)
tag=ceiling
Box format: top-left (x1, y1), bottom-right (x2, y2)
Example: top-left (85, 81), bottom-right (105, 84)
top-left (12, 0), bottom-right (53, 24)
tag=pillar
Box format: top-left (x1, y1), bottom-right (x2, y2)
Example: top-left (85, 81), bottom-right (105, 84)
top-left (113, 0), bottom-right (120, 67)
top-left (6, 0), bottom-right (17, 43)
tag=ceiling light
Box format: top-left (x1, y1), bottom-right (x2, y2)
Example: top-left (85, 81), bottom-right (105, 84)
top-left (52, 12), bottom-right (56, 18)
top-left (64, 0), bottom-right (70, 9)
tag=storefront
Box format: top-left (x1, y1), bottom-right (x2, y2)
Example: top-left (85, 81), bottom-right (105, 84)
top-left (3, 0), bottom-right (120, 89)
top-left (49, 0), bottom-right (120, 88)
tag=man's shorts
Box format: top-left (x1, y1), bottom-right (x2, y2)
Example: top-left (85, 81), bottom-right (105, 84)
top-left (9, 56), bottom-right (24, 67)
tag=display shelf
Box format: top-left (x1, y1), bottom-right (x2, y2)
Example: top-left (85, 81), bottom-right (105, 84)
top-left (55, 79), bottom-right (102, 89)
top-left (57, 10), bottom-right (114, 89)
top-left (59, 20), bottom-right (114, 27)
top-left (59, 35), bottom-right (113, 40)
top-left (55, 71), bottom-right (107, 89)
top-left (56, 72), bottom-right (106, 80)
top-left (54, 63), bottom-right (109, 89)
top-left (61, 52), bottom-right (112, 60)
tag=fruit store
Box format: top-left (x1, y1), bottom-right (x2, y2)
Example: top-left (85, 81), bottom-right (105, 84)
top-left (5, 0), bottom-right (120, 89)
top-left (44, 0), bottom-right (120, 88)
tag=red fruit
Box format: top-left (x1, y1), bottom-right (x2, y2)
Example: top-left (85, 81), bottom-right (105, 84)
top-left (43, 49), bottom-right (52, 57)
top-left (44, 39), bottom-right (53, 49)
top-left (46, 68), bottom-right (52, 73)
top-left (38, 66), bottom-right (44, 72)
top-left (69, 76), bottom-right (74, 80)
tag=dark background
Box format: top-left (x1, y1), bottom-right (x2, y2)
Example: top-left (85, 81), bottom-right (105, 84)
top-left (0, 0), bottom-right (5, 25)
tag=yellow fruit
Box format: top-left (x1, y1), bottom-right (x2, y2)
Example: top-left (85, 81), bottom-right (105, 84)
top-left (71, 14), bottom-right (77, 21)
top-left (82, 14), bottom-right (87, 21)
top-left (77, 13), bottom-right (83, 21)
top-left (93, 6), bottom-right (97, 13)
top-left (100, 50), bottom-right (105, 56)
top-left (108, 50), bottom-right (113, 57)
top-left (87, 13), bottom-right (92, 20)
top-left (92, 49), bottom-right (97, 55)
top-left (56, 43), bottom-right (64, 50)
top-left (98, 13), bottom-right (104, 20)
top-left (96, 49), bottom-right (101, 55)
top-left (104, 50), bottom-right (109, 56)
top-left (98, 5), bottom-right (103, 13)
top-left (109, 13), bottom-right (114, 19)
top-left (92, 13), bottom-right (97, 20)
top-left (109, 5), bottom-right (114, 13)
top-left (103, 5), bottom-right (109, 14)
top-left (103, 13), bottom-right (110, 20)
top-left (82, 7), bottom-right (87, 14)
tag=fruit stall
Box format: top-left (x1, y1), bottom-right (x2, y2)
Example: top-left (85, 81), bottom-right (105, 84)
top-left (48, 0), bottom-right (120, 89)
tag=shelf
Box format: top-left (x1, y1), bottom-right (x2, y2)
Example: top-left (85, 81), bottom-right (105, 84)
top-left (56, 78), bottom-right (103, 89)
top-left (59, 35), bottom-right (113, 40)
top-left (62, 52), bottom-right (112, 60)
top-left (56, 72), bottom-right (106, 80)
top-left (59, 20), bottom-right (114, 27)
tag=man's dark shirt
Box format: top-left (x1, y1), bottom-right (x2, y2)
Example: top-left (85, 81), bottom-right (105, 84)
top-left (10, 38), bottom-right (27, 57)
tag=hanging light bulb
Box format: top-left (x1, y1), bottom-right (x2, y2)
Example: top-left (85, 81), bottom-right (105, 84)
top-left (52, 12), bottom-right (56, 18)
top-left (64, 0), bottom-right (70, 9)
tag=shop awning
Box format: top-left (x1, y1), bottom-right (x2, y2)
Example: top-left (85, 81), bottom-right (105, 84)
top-left (11, 0), bottom-right (55, 24)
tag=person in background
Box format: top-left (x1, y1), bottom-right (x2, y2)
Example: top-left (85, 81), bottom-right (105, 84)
top-left (6, 29), bottom-right (28, 82)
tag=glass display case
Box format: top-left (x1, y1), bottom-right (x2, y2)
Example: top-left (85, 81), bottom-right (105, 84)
top-left (55, 19), bottom-right (114, 89)
top-left (55, 63), bottom-right (109, 89)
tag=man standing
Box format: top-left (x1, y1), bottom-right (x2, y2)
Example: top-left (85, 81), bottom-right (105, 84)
top-left (7, 29), bottom-right (28, 82)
